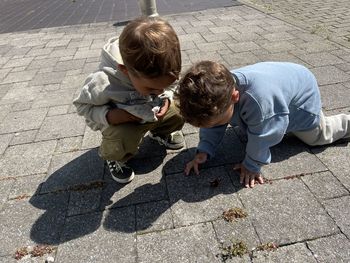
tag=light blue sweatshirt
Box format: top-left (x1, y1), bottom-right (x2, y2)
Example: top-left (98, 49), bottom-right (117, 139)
top-left (197, 62), bottom-right (321, 173)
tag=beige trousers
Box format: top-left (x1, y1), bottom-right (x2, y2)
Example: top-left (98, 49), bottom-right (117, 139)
top-left (293, 111), bottom-right (350, 146)
top-left (99, 102), bottom-right (184, 162)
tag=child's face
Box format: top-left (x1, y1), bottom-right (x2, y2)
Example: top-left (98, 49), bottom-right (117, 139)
top-left (128, 72), bottom-right (177, 96)
top-left (201, 104), bottom-right (234, 128)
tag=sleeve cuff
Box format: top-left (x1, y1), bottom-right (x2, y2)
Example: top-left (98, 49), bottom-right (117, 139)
top-left (242, 155), bottom-right (262, 173)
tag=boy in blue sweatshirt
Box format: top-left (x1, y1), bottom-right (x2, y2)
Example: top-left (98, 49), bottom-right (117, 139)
top-left (175, 61), bottom-right (350, 188)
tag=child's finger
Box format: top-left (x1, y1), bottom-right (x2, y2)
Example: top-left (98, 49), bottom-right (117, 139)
top-left (244, 174), bottom-right (250, 188)
top-left (257, 175), bottom-right (264, 184)
top-left (250, 177), bottom-right (255, 188)
top-left (184, 163), bottom-right (192, 176)
top-left (194, 163), bottom-right (200, 175)
top-left (239, 173), bottom-right (244, 184)
top-left (233, 164), bottom-right (241, 171)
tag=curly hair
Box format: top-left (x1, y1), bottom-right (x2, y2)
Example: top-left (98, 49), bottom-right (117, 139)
top-left (175, 61), bottom-right (236, 127)
top-left (119, 17), bottom-right (181, 79)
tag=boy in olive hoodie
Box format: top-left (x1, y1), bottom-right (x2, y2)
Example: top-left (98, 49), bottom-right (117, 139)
top-left (73, 17), bottom-right (184, 183)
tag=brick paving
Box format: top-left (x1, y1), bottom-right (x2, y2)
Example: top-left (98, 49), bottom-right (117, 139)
top-left (0, 3), bottom-right (350, 263)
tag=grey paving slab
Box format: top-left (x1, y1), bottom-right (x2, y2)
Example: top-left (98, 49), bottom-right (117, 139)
top-left (54, 136), bottom-right (82, 153)
top-left (100, 157), bottom-right (166, 209)
top-left (311, 66), bottom-right (350, 86)
top-left (319, 83), bottom-right (350, 110)
top-left (67, 188), bottom-right (102, 216)
top-left (167, 166), bottom-right (241, 227)
top-left (8, 174), bottom-right (46, 200)
top-left (301, 171), bottom-right (349, 200)
top-left (295, 52), bottom-right (344, 67)
top-left (137, 223), bottom-right (221, 263)
top-left (136, 200), bottom-right (173, 234)
top-left (0, 140), bottom-right (56, 178)
top-left (307, 234), bottom-right (350, 263)
top-left (1, 70), bottom-right (38, 84)
top-left (31, 89), bottom-right (75, 108)
top-left (323, 196), bottom-right (350, 238)
top-left (57, 208), bottom-right (135, 262)
top-left (81, 126), bottom-right (102, 150)
top-left (261, 137), bottom-right (327, 180)
top-left (30, 71), bottom-right (66, 86)
top-left (9, 129), bottom-right (38, 146)
top-left (0, 192), bottom-right (68, 256)
top-left (252, 242), bottom-right (317, 263)
top-left (47, 105), bottom-right (70, 116)
top-left (312, 143), bottom-right (350, 191)
top-left (0, 83), bottom-right (40, 105)
top-left (0, 178), bottom-right (14, 209)
top-left (0, 133), bottom-right (12, 155)
top-left (35, 113), bottom-right (85, 141)
top-left (238, 179), bottom-right (338, 245)
top-left (213, 218), bottom-right (260, 251)
top-left (0, 107), bottom-right (47, 134)
top-left (41, 149), bottom-right (104, 193)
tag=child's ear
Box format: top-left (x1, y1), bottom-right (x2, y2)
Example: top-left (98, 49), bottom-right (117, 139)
top-left (231, 89), bottom-right (239, 103)
top-left (117, 64), bottom-right (129, 76)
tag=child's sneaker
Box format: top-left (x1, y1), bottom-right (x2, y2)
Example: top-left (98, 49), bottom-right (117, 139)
top-left (106, 160), bottom-right (134, 183)
top-left (149, 131), bottom-right (185, 150)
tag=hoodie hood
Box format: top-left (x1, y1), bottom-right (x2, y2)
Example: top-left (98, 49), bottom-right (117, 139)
top-left (100, 37), bottom-right (124, 69)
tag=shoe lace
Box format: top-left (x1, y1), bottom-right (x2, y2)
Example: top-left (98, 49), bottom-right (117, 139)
top-left (107, 160), bottom-right (124, 173)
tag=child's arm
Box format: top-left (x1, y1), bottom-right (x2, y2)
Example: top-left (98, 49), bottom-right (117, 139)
top-left (184, 124), bottom-right (228, 175)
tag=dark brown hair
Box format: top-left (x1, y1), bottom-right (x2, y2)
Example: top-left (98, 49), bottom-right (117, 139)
top-left (119, 17), bottom-right (181, 79)
top-left (175, 61), bottom-right (235, 126)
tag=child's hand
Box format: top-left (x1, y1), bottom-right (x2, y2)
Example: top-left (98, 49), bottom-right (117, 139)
top-left (233, 163), bottom-right (264, 188)
top-left (107, 108), bottom-right (141, 125)
top-left (155, 99), bottom-right (170, 119)
top-left (184, 152), bottom-right (208, 176)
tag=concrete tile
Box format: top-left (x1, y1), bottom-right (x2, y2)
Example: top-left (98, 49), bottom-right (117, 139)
top-left (0, 140), bottom-right (56, 178)
top-left (301, 171), bottom-right (349, 200)
top-left (260, 41), bottom-right (297, 53)
top-left (100, 157), bottom-right (166, 209)
top-left (9, 130), bottom-right (38, 146)
top-left (35, 114), bottom-right (85, 141)
top-left (213, 218), bottom-right (260, 250)
top-left (2, 57), bottom-right (33, 69)
top-left (0, 83), bottom-right (41, 105)
top-left (8, 174), bottom-right (46, 199)
top-left (0, 192), bottom-right (68, 256)
top-left (30, 71), bottom-right (66, 86)
top-left (54, 59), bottom-right (85, 72)
top-left (261, 137), bottom-right (327, 180)
top-left (67, 188), bottom-right (102, 216)
top-left (296, 52), bottom-right (343, 67)
top-left (311, 66), bottom-right (350, 85)
top-left (227, 41), bottom-right (261, 52)
top-left (0, 178), bottom-right (14, 209)
top-left (323, 196), bottom-right (350, 238)
top-left (27, 57), bottom-right (59, 70)
top-left (0, 108), bottom-right (47, 134)
top-left (136, 200), bottom-right (173, 234)
top-left (81, 127), bottom-right (102, 150)
top-left (137, 223), bottom-right (221, 263)
top-left (47, 105), bottom-right (70, 116)
top-left (55, 136), bottom-right (82, 153)
top-left (312, 144), bottom-right (350, 191)
top-left (1, 70), bottom-right (38, 84)
top-left (182, 123), bottom-right (199, 135)
top-left (41, 149), bottom-right (104, 193)
top-left (319, 84), bottom-right (350, 110)
top-left (238, 179), bottom-right (338, 245)
top-left (167, 167), bottom-right (240, 227)
top-left (307, 234), bottom-right (350, 262)
top-left (57, 208), bottom-right (135, 262)
top-left (0, 133), bottom-right (13, 155)
top-left (253, 243), bottom-right (317, 262)
top-left (31, 90), bottom-right (75, 108)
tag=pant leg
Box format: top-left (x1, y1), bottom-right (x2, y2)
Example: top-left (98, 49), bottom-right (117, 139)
top-left (150, 101), bottom-right (185, 137)
top-left (293, 111), bottom-right (350, 146)
top-left (99, 121), bottom-right (154, 162)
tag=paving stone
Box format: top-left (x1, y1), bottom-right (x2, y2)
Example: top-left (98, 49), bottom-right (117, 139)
top-left (8, 174), bottom-right (46, 199)
top-left (26, 57), bottom-right (59, 70)
top-left (81, 127), bottom-right (102, 149)
top-left (0, 178), bottom-right (14, 209)
top-left (238, 179), bottom-right (338, 245)
top-left (31, 90), bottom-right (75, 108)
top-left (100, 157), bottom-right (166, 209)
top-left (296, 41), bottom-right (339, 53)
top-left (55, 136), bottom-right (82, 153)
top-left (0, 133), bottom-right (12, 155)
top-left (260, 41), bottom-right (297, 53)
top-left (307, 234), bottom-right (350, 262)
top-left (301, 171), bottom-right (349, 200)
top-left (11, 101), bottom-right (33, 111)
top-left (223, 51), bottom-right (260, 67)
top-left (253, 242), bottom-right (317, 263)
top-left (0, 108), bottom-right (47, 134)
top-left (262, 32), bottom-right (296, 41)
top-left (57, 208), bottom-right (135, 262)
top-left (0, 140), bottom-right (56, 178)
top-left (47, 105), bottom-right (70, 116)
top-left (319, 84), bottom-right (350, 110)
top-left (35, 113), bottom-right (85, 141)
top-left (213, 218), bottom-right (260, 251)
top-left (9, 130), bottom-right (38, 146)
top-left (296, 52), bottom-right (344, 67)
top-left (167, 166), bottom-right (240, 227)
top-left (311, 66), bottom-right (350, 85)
top-left (41, 149), bottom-right (104, 193)
top-left (1, 70), bottom-right (38, 84)
top-left (30, 71), bottom-right (66, 85)
top-left (136, 200), bottom-right (173, 234)
top-left (48, 48), bottom-right (77, 58)
top-left (137, 223), bottom-right (221, 263)
top-left (0, 83), bottom-right (41, 105)
top-left (261, 137), bottom-right (327, 180)
top-left (227, 41), bottom-right (261, 53)
top-left (312, 143), bottom-right (350, 191)
top-left (67, 188), bottom-right (102, 216)
top-left (323, 196), bottom-right (350, 238)
top-left (46, 39), bottom-right (71, 48)
top-left (2, 57), bottom-right (33, 69)
top-left (0, 192), bottom-right (68, 256)
top-left (163, 150), bottom-right (193, 175)
top-left (54, 59), bottom-right (86, 72)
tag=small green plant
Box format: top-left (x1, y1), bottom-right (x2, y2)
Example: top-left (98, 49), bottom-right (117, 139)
top-left (219, 241), bottom-right (249, 261)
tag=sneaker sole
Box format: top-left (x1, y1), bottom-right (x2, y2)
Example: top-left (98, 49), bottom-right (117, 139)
top-left (111, 173), bottom-right (135, 184)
